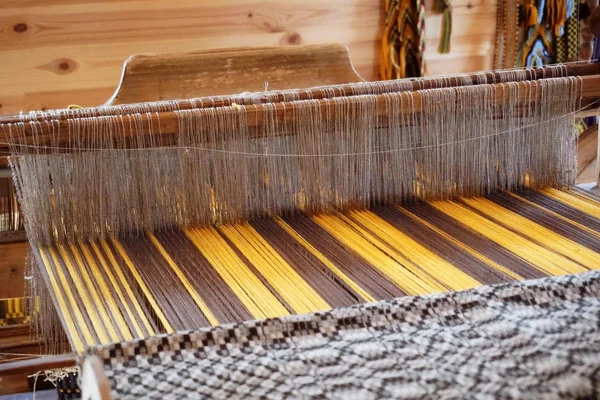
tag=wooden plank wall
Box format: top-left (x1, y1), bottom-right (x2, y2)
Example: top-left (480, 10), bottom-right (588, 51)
top-left (0, 0), bottom-right (496, 115)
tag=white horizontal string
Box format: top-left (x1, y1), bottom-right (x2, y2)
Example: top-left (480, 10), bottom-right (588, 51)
top-left (3, 97), bottom-right (597, 157)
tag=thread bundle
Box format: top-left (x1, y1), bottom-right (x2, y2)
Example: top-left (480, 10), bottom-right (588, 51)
top-left (6, 76), bottom-right (581, 246)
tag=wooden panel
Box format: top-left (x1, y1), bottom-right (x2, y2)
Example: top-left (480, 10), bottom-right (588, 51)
top-left (0, 242), bottom-right (28, 299)
top-left (109, 44), bottom-right (363, 104)
top-left (578, 126), bottom-right (598, 185)
top-left (0, 0), bottom-right (496, 114)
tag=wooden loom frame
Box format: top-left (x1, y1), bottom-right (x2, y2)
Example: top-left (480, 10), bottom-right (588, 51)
top-left (0, 43), bottom-right (600, 398)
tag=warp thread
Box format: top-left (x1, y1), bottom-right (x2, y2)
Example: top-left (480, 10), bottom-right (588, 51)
top-left (6, 76), bottom-right (581, 246)
top-left (25, 251), bottom-right (69, 355)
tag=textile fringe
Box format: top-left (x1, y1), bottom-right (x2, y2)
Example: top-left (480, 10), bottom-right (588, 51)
top-left (381, 0), bottom-right (427, 78)
top-left (381, 0), bottom-right (454, 77)
top-left (436, 0), bottom-right (453, 54)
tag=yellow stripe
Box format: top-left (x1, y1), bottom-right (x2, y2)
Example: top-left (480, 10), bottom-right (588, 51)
top-left (109, 238), bottom-right (174, 333)
top-left (313, 213), bottom-right (439, 295)
top-left (541, 188), bottom-right (600, 218)
top-left (14, 298), bottom-right (22, 315)
top-left (93, 241), bottom-right (150, 338)
top-left (66, 243), bottom-right (121, 343)
top-left (336, 213), bottom-right (449, 293)
top-left (569, 189), bottom-right (600, 204)
top-left (148, 233), bottom-right (220, 326)
top-left (56, 244), bottom-right (109, 344)
top-left (508, 192), bottom-right (600, 240)
top-left (185, 228), bottom-right (289, 319)
top-left (396, 206), bottom-right (523, 280)
top-left (6, 298), bottom-right (12, 315)
top-left (463, 198), bottom-right (599, 271)
top-left (431, 200), bottom-right (587, 276)
top-left (219, 223), bottom-right (330, 314)
top-left (48, 246), bottom-right (97, 346)
top-left (40, 248), bottom-right (86, 352)
top-left (347, 210), bottom-right (481, 291)
top-left (78, 243), bottom-right (133, 341)
top-left (275, 217), bottom-right (376, 303)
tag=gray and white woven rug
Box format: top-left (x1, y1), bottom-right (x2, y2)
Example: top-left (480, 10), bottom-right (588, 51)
top-left (87, 271), bottom-right (600, 400)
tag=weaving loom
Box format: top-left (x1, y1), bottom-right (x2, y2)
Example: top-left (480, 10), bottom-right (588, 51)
top-left (2, 44), bottom-right (600, 399)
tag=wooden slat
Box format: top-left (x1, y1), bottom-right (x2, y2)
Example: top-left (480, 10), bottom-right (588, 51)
top-left (579, 125), bottom-right (598, 184)
top-left (0, 354), bottom-right (77, 377)
top-left (107, 44), bottom-right (363, 105)
top-left (0, 242), bottom-right (28, 299)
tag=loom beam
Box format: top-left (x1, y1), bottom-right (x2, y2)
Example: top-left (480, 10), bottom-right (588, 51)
top-left (1, 73), bottom-right (599, 149)
top-left (0, 62), bottom-right (599, 127)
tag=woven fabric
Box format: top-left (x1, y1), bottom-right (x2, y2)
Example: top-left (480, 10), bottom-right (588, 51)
top-left (566, 14), bottom-right (579, 61)
top-left (88, 270), bottom-right (600, 400)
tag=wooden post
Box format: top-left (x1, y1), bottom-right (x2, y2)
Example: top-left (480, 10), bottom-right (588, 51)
top-left (81, 356), bottom-right (112, 400)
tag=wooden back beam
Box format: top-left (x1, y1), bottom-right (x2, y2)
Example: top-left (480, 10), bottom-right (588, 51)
top-left (1, 74), bottom-right (598, 149)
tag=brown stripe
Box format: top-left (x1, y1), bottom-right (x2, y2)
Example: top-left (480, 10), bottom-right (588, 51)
top-left (215, 226), bottom-right (295, 314)
top-left (372, 206), bottom-right (512, 284)
top-left (572, 187), bottom-right (600, 203)
top-left (456, 198), bottom-right (595, 271)
top-left (75, 243), bottom-right (135, 341)
top-left (518, 188), bottom-right (600, 231)
top-left (489, 193), bottom-right (600, 252)
top-left (62, 244), bottom-right (115, 343)
top-left (102, 240), bottom-right (162, 335)
top-left (93, 240), bottom-right (158, 338)
top-left (154, 230), bottom-right (253, 323)
top-left (401, 202), bottom-right (546, 280)
top-left (251, 218), bottom-right (362, 308)
top-left (80, 244), bottom-right (138, 338)
top-left (282, 214), bottom-right (405, 300)
top-left (30, 247), bottom-right (80, 352)
top-left (41, 247), bottom-right (92, 348)
top-left (119, 235), bottom-right (210, 330)
top-left (53, 245), bottom-right (101, 345)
